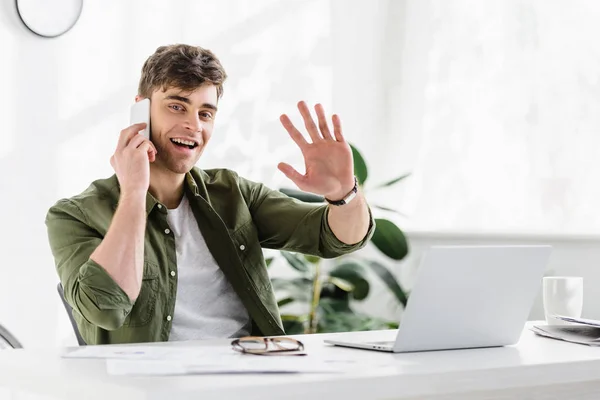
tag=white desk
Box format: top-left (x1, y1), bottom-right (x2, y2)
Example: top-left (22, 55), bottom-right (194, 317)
top-left (0, 325), bottom-right (599, 400)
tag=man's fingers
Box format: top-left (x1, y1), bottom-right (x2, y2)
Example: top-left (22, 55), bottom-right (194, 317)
top-left (297, 101), bottom-right (322, 142)
top-left (117, 123), bottom-right (147, 150)
top-left (147, 141), bottom-right (157, 155)
top-left (277, 162), bottom-right (307, 187)
top-left (145, 141), bottom-right (158, 161)
top-left (137, 142), bottom-right (157, 162)
top-left (124, 134), bottom-right (157, 161)
top-left (332, 114), bottom-right (345, 142)
top-left (112, 136), bottom-right (156, 171)
top-left (126, 133), bottom-right (147, 151)
top-left (280, 114), bottom-right (308, 148)
top-left (148, 149), bottom-right (156, 163)
top-left (315, 104), bottom-right (333, 140)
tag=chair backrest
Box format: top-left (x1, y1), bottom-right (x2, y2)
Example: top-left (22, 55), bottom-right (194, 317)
top-left (57, 283), bottom-right (86, 346)
top-left (0, 324), bottom-right (22, 349)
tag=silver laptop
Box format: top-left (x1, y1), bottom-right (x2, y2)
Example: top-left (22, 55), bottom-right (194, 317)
top-left (324, 245), bottom-right (552, 352)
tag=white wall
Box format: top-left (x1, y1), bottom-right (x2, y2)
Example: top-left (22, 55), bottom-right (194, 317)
top-left (371, 0), bottom-right (600, 235)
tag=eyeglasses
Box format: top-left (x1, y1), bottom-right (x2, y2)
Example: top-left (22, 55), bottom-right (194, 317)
top-left (231, 336), bottom-right (306, 356)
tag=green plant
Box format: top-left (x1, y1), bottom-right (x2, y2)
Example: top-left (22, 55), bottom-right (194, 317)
top-left (275, 143), bottom-right (410, 334)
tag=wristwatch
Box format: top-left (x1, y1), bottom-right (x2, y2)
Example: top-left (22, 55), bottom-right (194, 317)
top-left (325, 176), bottom-right (358, 206)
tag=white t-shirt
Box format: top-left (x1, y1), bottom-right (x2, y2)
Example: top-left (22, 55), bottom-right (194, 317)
top-left (166, 195), bottom-right (251, 341)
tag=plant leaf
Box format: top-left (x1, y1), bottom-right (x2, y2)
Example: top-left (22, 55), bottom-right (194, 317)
top-left (265, 257), bottom-right (275, 268)
top-left (327, 277), bottom-right (355, 292)
top-left (280, 251), bottom-right (311, 273)
top-left (277, 297), bottom-right (295, 308)
top-left (271, 277), bottom-right (312, 302)
top-left (316, 308), bottom-right (396, 333)
top-left (372, 173), bottom-right (410, 190)
top-left (303, 254), bottom-right (321, 264)
top-left (318, 297), bottom-right (353, 313)
top-left (350, 143), bottom-right (368, 185)
top-left (366, 260), bottom-right (408, 306)
top-left (270, 277), bottom-right (288, 290)
top-left (280, 314), bottom-right (309, 322)
top-left (280, 314), bottom-right (307, 335)
top-left (279, 188), bottom-right (324, 203)
top-left (329, 261), bottom-right (370, 300)
top-left (319, 282), bottom-right (352, 302)
top-left (371, 218), bottom-right (409, 260)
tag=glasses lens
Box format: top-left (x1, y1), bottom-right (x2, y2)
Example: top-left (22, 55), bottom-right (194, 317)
top-left (238, 338), bottom-right (267, 351)
top-left (272, 338), bottom-right (302, 351)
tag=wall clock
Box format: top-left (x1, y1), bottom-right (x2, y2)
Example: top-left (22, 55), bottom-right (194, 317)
top-left (16, 0), bottom-right (83, 38)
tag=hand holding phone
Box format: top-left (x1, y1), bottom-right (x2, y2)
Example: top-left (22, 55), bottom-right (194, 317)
top-left (109, 98), bottom-right (156, 197)
top-left (129, 98), bottom-right (151, 139)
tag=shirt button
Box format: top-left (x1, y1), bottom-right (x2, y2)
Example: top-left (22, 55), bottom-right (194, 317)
top-left (164, 228), bottom-right (171, 235)
top-left (239, 244), bottom-right (246, 251)
top-left (170, 271), bottom-right (176, 277)
top-left (157, 204), bottom-right (162, 209)
top-left (166, 315), bottom-right (172, 322)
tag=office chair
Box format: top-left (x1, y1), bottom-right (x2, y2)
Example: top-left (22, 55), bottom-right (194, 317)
top-left (57, 283), bottom-right (86, 346)
top-left (0, 324), bottom-right (22, 349)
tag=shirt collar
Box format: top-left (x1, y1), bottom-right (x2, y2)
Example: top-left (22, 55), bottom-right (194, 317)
top-left (185, 171), bottom-right (201, 198)
top-left (144, 191), bottom-right (159, 216)
top-left (111, 168), bottom-right (208, 216)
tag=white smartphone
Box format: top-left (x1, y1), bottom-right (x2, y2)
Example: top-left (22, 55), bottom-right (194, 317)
top-left (129, 98), bottom-right (151, 139)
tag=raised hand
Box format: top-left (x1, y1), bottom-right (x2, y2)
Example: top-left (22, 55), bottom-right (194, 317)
top-left (278, 101), bottom-right (355, 200)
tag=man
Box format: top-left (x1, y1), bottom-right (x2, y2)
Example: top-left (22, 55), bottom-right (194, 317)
top-left (46, 44), bottom-right (374, 345)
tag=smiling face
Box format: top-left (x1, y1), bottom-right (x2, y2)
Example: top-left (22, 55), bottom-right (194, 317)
top-left (136, 84), bottom-right (218, 175)
top-left (135, 44), bottom-right (227, 182)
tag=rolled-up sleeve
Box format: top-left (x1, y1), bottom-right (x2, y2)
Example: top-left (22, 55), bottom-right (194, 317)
top-left (238, 176), bottom-right (376, 258)
top-left (45, 199), bottom-right (133, 331)
top-left (319, 205), bottom-right (375, 258)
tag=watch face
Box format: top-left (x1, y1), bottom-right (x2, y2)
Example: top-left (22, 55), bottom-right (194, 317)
top-left (16, 0), bottom-right (83, 38)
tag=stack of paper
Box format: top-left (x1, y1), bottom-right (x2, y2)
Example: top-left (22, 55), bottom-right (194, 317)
top-left (105, 356), bottom-right (366, 376)
top-left (63, 345), bottom-right (228, 361)
top-left (62, 346), bottom-right (383, 376)
top-left (531, 316), bottom-right (600, 346)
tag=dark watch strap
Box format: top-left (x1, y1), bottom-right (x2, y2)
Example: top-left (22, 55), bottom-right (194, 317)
top-left (325, 176), bottom-right (358, 206)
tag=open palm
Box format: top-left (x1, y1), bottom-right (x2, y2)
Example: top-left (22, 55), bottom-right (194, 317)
top-left (278, 101), bottom-right (355, 200)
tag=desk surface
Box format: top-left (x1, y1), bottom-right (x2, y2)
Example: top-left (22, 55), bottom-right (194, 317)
top-left (0, 324), bottom-right (599, 400)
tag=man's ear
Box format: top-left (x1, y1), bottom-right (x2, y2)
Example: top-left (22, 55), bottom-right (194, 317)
top-left (135, 95), bottom-right (143, 102)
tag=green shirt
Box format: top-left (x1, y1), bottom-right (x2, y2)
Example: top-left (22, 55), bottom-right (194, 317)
top-left (45, 167), bottom-right (374, 345)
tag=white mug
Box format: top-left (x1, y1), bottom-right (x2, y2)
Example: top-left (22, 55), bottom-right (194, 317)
top-left (543, 276), bottom-right (583, 325)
